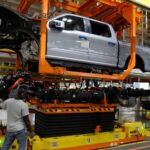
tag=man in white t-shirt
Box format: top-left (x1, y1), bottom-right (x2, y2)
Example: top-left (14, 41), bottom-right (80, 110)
top-left (0, 87), bottom-right (34, 150)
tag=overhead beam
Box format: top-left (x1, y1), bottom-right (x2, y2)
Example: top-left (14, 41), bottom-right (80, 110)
top-left (77, 0), bottom-right (96, 14)
top-left (91, 5), bottom-right (107, 17)
top-left (17, 0), bottom-right (36, 13)
top-left (50, 1), bottom-right (80, 13)
top-left (96, 0), bottom-right (120, 7)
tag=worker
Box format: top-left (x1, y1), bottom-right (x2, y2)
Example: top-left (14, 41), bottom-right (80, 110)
top-left (0, 86), bottom-right (34, 150)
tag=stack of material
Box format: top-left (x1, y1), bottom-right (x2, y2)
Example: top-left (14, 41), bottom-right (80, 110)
top-left (35, 111), bottom-right (115, 137)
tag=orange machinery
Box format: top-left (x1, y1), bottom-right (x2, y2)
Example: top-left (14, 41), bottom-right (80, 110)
top-left (17, 0), bottom-right (142, 81)
top-left (0, 1), bottom-right (146, 149)
top-left (15, 0), bottom-right (143, 120)
top-left (16, 0), bottom-right (141, 128)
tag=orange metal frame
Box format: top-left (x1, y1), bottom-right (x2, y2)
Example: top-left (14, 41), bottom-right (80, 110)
top-left (17, 0), bottom-right (138, 81)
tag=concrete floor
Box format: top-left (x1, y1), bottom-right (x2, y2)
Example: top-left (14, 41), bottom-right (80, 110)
top-left (100, 140), bottom-right (150, 150)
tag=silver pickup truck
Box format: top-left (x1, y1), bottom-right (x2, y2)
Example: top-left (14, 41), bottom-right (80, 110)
top-left (0, 5), bottom-right (150, 73)
top-left (46, 13), bottom-right (150, 73)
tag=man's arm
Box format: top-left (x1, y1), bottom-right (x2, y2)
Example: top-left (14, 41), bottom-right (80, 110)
top-left (0, 99), bottom-right (2, 109)
top-left (0, 99), bottom-right (5, 109)
top-left (23, 115), bottom-right (35, 137)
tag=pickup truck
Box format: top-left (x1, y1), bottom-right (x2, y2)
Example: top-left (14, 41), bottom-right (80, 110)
top-left (0, 5), bottom-right (150, 73)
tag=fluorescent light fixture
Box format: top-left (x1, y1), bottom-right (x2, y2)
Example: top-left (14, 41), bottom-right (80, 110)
top-left (96, 2), bottom-right (101, 6)
top-left (62, 18), bottom-right (67, 21)
top-left (67, 19), bottom-right (72, 23)
top-left (127, 0), bottom-right (150, 9)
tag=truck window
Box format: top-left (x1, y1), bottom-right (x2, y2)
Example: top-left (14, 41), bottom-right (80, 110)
top-left (90, 20), bottom-right (111, 38)
top-left (57, 15), bottom-right (84, 32)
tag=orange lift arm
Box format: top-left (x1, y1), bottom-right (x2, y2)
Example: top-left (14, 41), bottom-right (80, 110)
top-left (17, 0), bottom-right (37, 13)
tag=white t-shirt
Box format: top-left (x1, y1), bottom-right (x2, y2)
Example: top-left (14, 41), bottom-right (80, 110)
top-left (0, 98), bottom-right (29, 132)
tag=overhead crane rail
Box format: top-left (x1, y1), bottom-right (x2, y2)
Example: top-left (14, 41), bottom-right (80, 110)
top-left (17, 0), bottom-right (145, 81)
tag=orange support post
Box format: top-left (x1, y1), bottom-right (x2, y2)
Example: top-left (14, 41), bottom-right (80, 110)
top-left (103, 94), bottom-right (108, 107)
top-left (117, 31), bottom-right (123, 40)
top-left (15, 54), bottom-right (20, 71)
top-left (39, 0), bottom-right (63, 75)
top-left (120, 4), bottom-right (136, 79)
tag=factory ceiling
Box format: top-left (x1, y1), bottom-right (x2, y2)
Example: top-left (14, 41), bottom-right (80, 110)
top-left (0, 0), bottom-right (88, 18)
top-left (0, 0), bottom-right (41, 18)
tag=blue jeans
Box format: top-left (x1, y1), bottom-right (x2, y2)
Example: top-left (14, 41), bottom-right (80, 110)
top-left (1, 129), bottom-right (27, 150)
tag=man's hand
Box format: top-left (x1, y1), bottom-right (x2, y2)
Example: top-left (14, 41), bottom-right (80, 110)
top-left (29, 131), bottom-right (35, 138)
top-left (23, 115), bottom-right (34, 136)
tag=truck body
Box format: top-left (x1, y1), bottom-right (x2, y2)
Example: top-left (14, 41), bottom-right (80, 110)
top-left (46, 13), bottom-right (150, 72)
top-left (0, 6), bottom-right (149, 72)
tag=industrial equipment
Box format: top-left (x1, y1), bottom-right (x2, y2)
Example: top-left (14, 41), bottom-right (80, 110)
top-left (0, 0), bottom-right (150, 149)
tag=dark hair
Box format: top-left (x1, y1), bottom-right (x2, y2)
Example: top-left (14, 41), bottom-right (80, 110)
top-left (16, 86), bottom-right (28, 100)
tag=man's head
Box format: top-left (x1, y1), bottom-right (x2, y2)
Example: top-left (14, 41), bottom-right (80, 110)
top-left (16, 86), bottom-right (28, 100)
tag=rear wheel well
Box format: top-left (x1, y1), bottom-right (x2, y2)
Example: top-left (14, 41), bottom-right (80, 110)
top-left (125, 55), bottom-right (145, 72)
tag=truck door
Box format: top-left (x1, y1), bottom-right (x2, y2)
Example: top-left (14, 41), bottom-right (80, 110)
top-left (46, 14), bottom-right (89, 63)
top-left (88, 20), bottom-right (118, 67)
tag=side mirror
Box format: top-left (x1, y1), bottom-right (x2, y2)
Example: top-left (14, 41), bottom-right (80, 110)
top-left (48, 20), bottom-right (65, 30)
